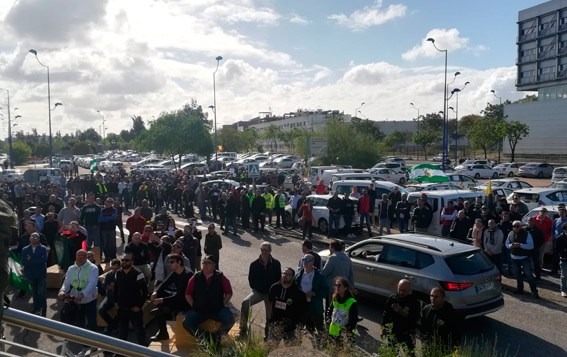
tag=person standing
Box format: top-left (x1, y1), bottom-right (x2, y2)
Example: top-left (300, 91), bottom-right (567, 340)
top-left (274, 189), bottom-right (287, 229)
top-left (126, 208), bottom-right (147, 244)
top-left (534, 207), bottom-right (553, 275)
top-left (238, 242), bottom-right (281, 339)
top-left (299, 197), bottom-right (313, 240)
top-left (506, 221), bottom-right (539, 298)
top-left (262, 188), bottom-right (274, 226)
top-left (98, 259), bottom-right (120, 335)
top-left (266, 267), bottom-right (307, 347)
top-left (468, 218), bottom-right (485, 248)
top-left (298, 239), bottom-right (321, 270)
top-left (555, 222), bottom-right (567, 298)
top-left (412, 198), bottom-right (432, 233)
top-left (376, 194), bottom-right (391, 236)
top-left (395, 194), bottom-right (411, 233)
top-left (183, 254), bottom-right (235, 346)
top-left (326, 191), bottom-right (342, 238)
top-left (358, 189), bottom-right (372, 237)
top-left (241, 189), bottom-right (253, 230)
top-left (342, 192), bottom-right (355, 238)
top-left (327, 276), bottom-right (358, 350)
top-left (114, 252), bottom-right (148, 346)
top-left (551, 207), bottom-right (567, 275)
top-left (124, 232), bottom-right (151, 283)
top-left (483, 219), bottom-right (504, 273)
top-left (252, 190), bottom-right (266, 233)
top-left (99, 197), bottom-right (118, 262)
top-left (322, 240), bottom-right (355, 290)
top-left (290, 190), bottom-right (302, 230)
top-left (440, 200), bottom-right (457, 237)
top-left (79, 193), bottom-right (101, 249)
top-left (381, 279), bottom-right (420, 352)
top-left (450, 210), bottom-right (472, 242)
top-left (20, 232), bottom-right (48, 316)
top-left (58, 250), bottom-right (99, 331)
top-left (58, 197), bottom-right (81, 226)
top-left (223, 191), bottom-right (239, 236)
top-left (419, 287), bottom-right (457, 352)
top-left (204, 223), bottom-right (222, 269)
top-left (526, 216), bottom-right (545, 280)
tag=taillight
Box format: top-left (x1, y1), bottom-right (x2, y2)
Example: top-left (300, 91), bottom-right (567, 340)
top-left (440, 281), bottom-right (473, 291)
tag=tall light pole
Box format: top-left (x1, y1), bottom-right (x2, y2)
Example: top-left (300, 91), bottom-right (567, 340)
top-left (491, 89), bottom-right (503, 163)
top-left (97, 110), bottom-right (105, 151)
top-left (451, 81), bottom-right (470, 163)
top-left (29, 49), bottom-right (54, 167)
top-left (355, 102), bottom-right (365, 118)
top-left (427, 38), bottom-right (448, 171)
top-left (410, 103), bottom-right (420, 159)
top-left (212, 55), bottom-right (223, 162)
top-left (0, 89), bottom-right (14, 167)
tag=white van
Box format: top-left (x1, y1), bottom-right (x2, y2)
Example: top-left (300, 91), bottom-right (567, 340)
top-left (320, 169), bottom-right (365, 186)
top-left (308, 166), bottom-right (337, 184)
top-left (330, 172), bottom-right (385, 183)
top-left (23, 168), bottom-right (64, 184)
top-left (407, 190), bottom-right (485, 236)
top-left (331, 180), bottom-right (408, 198)
top-left (218, 152), bottom-right (237, 159)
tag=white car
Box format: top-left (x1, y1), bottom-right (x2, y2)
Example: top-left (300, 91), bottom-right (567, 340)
top-left (1, 169), bottom-right (23, 183)
top-left (405, 183), bottom-right (464, 193)
top-left (493, 163), bottom-right (520, 177)
top-left (445, 174), bottom-right (478, 189)
top-left (456, 164), bottom-right (498, 179)
top-left (385, 156), bottom-right (406, 167)
top-left (284, 194), bottom-right (359, 234)
top-left (552, 166), bottom-right (567, 182)
top-left (203, 179), bottom-right (240, 190)
top-left (370, 162), bottom-right (404, 174)
top-left (370, 168), bottom-right (409, 185)
top-left (507, 188), bottom-right (567, 210)
top-left (273, 156), bottom-right (298, 169)
top-left (475, 179), bottom-right (533, 191)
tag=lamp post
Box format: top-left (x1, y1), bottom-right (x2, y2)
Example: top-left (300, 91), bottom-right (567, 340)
top-left (0, 89), bottom-right (14, 168)
top-left (212, 55), bottom-right (223, 162)
top-left (451, 81), bottom-right (470, 163)
top-left (29, 49), bottom-right (55, 168)
top-left (410, 103), bottom-right (420, 133)
top-left (490, 90), bottom-right (503, 164)
top-left (427, 38), bottom-right (448, 171)
top-left (355, 102), bottom-right (365, 118)
top-left (97, 111), bottom-right (106, 151)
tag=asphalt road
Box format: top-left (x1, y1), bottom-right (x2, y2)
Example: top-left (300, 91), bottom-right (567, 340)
top-left (4, 210), bottom-right (567, 356)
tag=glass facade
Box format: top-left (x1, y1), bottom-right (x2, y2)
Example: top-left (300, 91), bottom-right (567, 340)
top-left (538, 84), bottom-right (567, 100)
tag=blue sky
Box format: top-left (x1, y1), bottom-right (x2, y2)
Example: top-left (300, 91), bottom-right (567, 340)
top-left (0, 0), bottom-right (547, 135)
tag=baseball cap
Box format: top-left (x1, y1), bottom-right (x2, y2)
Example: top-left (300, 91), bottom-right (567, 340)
top-left (202, 254), bottom-right (216, 264)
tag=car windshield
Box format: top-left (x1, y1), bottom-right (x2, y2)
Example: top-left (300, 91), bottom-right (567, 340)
top-left (555, 168), bottom-right (567, 174)
top-left (516, 192), bottom-right (540, 203)
top-left (444, 251), bottom-right (493, 275)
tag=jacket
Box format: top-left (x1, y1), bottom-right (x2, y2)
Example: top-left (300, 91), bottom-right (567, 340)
top-left (321, 251), bottom-right (355, 288)
top-left (60, 261), bottom-right (99, 304)
top-left (21, 244), bottom-right (48, 279)
top-left (248, 255), bottom-right (282, 294)
top-left (294, 268), bottom-right (329, 316)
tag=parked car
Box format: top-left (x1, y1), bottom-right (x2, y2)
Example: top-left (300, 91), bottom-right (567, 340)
top-left (456, 164), bottom-right (498, 179)
top-left (405, 183), bottom-right (464, 193)
top-left (318, 235), bottom-right (504, 319)
top-left (330, 173), bottom-right (385, 183)
top-left (445, 174), bottom-right (478, 189)
top-left (518, 163), bottom-right (554, 178)
top-left (474, 179), bottom-right (533, 191)
top-left (332, 180), bottom-right (409, 198)
top-left (273, 156), bottom-right (299, 169)
top-left (370, 162), bottom-right (404, 173)
top-left (203, 179), bottom-right (240, 190)
top-left (493, 163), bottom-right (520, 177)
top-left (1, 169), bottom-right (24, 183)
top-left (506, 188), bottom-right (567, 210)
top-left (385, 156), bottom-right (406, 167)
top-left (547, 180), bottom-right (567, 189)
top-left (431, 154), bottom-right (451, 165)
top-left (552, 166), bottom-right (567, 182)
top-left (370, 168), bottom-right (409, 185)
top-left (284, 194), bottom-right (358, 234)
top-left (455, 159), bottom-right (492, 170)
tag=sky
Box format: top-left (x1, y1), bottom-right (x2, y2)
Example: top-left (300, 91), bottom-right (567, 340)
top-left (0, 0), bottom-right (545, 137)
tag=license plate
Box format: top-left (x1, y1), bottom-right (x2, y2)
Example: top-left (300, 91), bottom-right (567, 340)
top-left (476, 281), bottom-right (495, 293)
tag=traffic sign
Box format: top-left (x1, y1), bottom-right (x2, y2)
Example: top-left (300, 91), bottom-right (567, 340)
top-left (307, 137), bottom-right (328, 158)
top-left (248, 163), bottom-right (260, 178)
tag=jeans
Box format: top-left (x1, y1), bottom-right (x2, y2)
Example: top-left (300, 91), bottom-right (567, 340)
top-left (28, 277), bottom-right (47, 314)
top-left (118, 308), bottom-right (147, 346)
top-left (183, 307), bottom-right (235, 339)
top-left (531, 245), bottom-right (544, 279)
top-left (488, 253), bottom-right (504, 274)
top-left (75, 299), bottom-right (97, 332)
top-left (98, 296), bottom-right (117, 330)
top-left (510, 257), bottom-right (538, 295)
top-left (329, 213), bottom-right (341, 237)
top-left (275, 208), bottom-right (286, 228)
top-left (224, 215), bottom-right (237, 235)
top-left (560, 261), bottom-right (567, 293)
top-left (291, 208), bottom-right (298, 229)
top-left (198, 202), bottom-right (207, 220)
top-left (239, 290), bottom-right (271, 338)
top-left (101, 230), bottom-right (117, 261)
top-left (441, 224), bottom-right (451, 237)
top-left (302, 221), bottom-right (312, 239)
top-left (398, 218), bottom-right (409, 233)
top-left (360, 213), bottom-right (371, 234)
top-left (85, 226), bottom-right (101, 248)
top-left (378, 218), bottom-right (391, 235)
top-left (343, 215), bottom-right (352, 235)
top-left (253, 213), bottom-right (265, 231)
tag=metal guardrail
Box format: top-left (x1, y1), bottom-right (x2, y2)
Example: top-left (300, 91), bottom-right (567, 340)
top-left (2, 307), bottom-right (173, 357)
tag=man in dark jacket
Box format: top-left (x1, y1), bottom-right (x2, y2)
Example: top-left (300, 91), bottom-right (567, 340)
top-left (252, 190), bottom-right (266, 232)
top-left (556, 222), bottom-right (567, 298)
top-left (114, 252), bottom-right (148, 346)
top-left (395, 194), bottom-right (411, 233)
top-left (99, 197), bottom-right (117, 262)
top-left (420, 287), bottom-right (458, 352)
top-left (381, 279), bottom-right (420, 351)
top-left (223, 191), bottom-right (239, 236)
top-left (526, 217), bottom-right (545, 280)
top-left (450, 210), bottom-right (472, 241)
top-left (412, 198), bottom-right (432, 233)
top-left (238, 242), bottom-right (282, 339)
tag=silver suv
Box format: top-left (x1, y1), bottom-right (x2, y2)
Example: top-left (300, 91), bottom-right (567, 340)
top-left (320, 234), bottom-right (504, 319)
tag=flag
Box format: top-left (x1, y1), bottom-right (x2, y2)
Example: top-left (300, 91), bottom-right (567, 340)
top-left (217, 145), bottom-right (223, 153)
top-left (89, 159), bottom-right (98, 173)
top-left (409, 164), bottom-right (449, 183)
top-left (486, 179), bottom-right (492, 195)
top-left (54, 232), bottom-right (70, 270)
top-left (8, 250), bottom-right (31, 291)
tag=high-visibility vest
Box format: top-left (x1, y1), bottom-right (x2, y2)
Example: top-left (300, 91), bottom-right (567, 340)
top-left (247, 194), bottom-right (255, 207)
top-left (262, 193), bottom-right (273, 209)
top-left (96, 183), bottom-right (107, 194)
top-left (276, 194), bottom-right (286, 208)
top-left (72, 264), bottom-right (90, 291)
top-left (329, 297), bottom-right (356, 336)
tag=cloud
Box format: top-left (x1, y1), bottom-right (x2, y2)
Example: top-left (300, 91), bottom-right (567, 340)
top-left (402, 28), bottom-right (486, 61)
top-left (289, 15), bottom-right (309, 25)
top-left (202, 3), bottom-right (280, 25)
top-left (328, 0), bottom-right (407, 31)
top-left (342, 62), bottom-right (402, 85)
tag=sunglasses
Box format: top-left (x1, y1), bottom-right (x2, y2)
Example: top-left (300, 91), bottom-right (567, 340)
top-left (261, 248), bottom-right (271, 252)
top-left (302, 258), bottom-right (312, 262)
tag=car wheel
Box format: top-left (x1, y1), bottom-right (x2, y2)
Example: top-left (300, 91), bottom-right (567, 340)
top-left (318, 218), bottom-right (329, 234)
top-left (537, 171), bottom-right (543, 179)
top-left (399, 177), bottom-right (406, 185)
top-left (284, 212), bottom-right (292, 227)
top-left (474, 173), bottom-right (481, 179)
top-left (508, 172), bottom-right (514, 177)
top-left (492, 172), bottom-right (498, 179)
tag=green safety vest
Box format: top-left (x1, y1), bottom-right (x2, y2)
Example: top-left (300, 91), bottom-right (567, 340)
top-left (262, 193), bottom-right (273, 209)
top-left (277, 194), bottom-right (285, 208)
top-left (247, 194), bottom-right (255, 207)
top-left (329, 297), bottom-right (356, 336)
top-left (73, 264), bottom-right (90, 291)
top-left (96, 183), bottom-right (107, 194)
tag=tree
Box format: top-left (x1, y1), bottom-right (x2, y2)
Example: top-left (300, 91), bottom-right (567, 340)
top-left (279, 128), bottom-right (305, 153)
top-left (72, 141), bottom-right (93, 155)
top-left (33, 143), bottom-right (50, 158)
top-left (241, 128), bottom-right (259, 152)
top-left (384, 130), bottom-right (412, 151)
top-left (263, 124), bottom-right (282, 152)
top-left (467, 117), bottom-right (507, 159)
top-left (412, 130), bottom-right (438, 159)
top-left (131, 115), bottom-right (146, 138)
top-left (78, 128), bottom-right (101, 143)
top-left (352, 119), bottom-right (385, 142)
top-left (512, 94), bottom-right (537, 104)
top-left (420, 113), bottom-right (444, 133)
top-left (3, 141), bottom-right (32, 165)
top-left (218, 127), bottom-right (243, 152)
top-left (505, 121), bottom-right (530, 162)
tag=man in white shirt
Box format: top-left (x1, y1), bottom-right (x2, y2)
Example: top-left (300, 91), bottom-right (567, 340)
top-left (58, 249), bottom-right (99, 331)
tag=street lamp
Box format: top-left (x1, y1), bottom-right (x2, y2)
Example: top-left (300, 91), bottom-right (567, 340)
top-left (427, 38), bottom-right (448, 171)
top-left (0, 88), bottom-right (15, 168)
top-left (355, 102), bottom-right (365, 118)
top-left (97, 110), bottom-right (106, 151)
top-left (491, 89), bottom-right (503, 163)
top-left (451, 81), bottom-right (470, 162)
top-left (212, 55), bottom-right (223, 162)
top-left (29, 49), bottom-right (54, 168)
top-left (410, 102), bottom-right (420, 133)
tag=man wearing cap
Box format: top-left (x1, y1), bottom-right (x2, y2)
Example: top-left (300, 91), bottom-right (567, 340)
top-left (506, 220), bottom-right (539, 298)
top-left (153, 206), bottom-right (172, 228)
top-left (183, 254), bottom-right (235, 345)
top-left (238, 242), bottom-right (281, 339)
top-left (294, 253), bottom-right (328, 339)
top-left (20, 232), bottom-right (48, 316)
top-left (58, 249), bottom-right (99, 331)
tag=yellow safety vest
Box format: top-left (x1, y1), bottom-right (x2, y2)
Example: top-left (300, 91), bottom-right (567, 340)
top-left (72, 265), bottom-right (89, 291)
top-left (329, 297), bottom-right (356, 336)
top-left (277, 194), bottom-right (286, 208)
top-left (262, 193), bottom-right (273, 209)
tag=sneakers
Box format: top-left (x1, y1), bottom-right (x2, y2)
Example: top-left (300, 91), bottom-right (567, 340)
top-left (561, 292), bottom-right (567, 298)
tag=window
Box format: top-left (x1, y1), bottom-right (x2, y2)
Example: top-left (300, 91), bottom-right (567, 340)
top-left (349, 243), bottom-right (384, 259)
top-left (546, 191), bottom-right (567, 202)
top-left (379, 245), bottom-right (418, 268)
top-left (444, 251), bottom-right (494, 275)
top-left (417, 252), bottom-right (435, 269)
